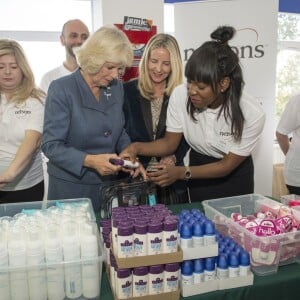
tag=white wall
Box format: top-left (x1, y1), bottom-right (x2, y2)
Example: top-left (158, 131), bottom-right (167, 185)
top-left (98, 0), bottom-right (164, 32)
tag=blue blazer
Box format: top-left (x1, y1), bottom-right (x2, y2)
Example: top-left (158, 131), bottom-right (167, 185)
top-left (42, 69), bottom-right (131, 185)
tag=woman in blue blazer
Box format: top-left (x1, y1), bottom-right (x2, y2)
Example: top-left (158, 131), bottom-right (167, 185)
top-left (42, 25), bottom-right (134, 212)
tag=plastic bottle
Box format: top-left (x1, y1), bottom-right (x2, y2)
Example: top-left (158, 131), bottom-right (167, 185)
top-left (133, 221), bottom-right (148, 256)
top-left (132, 266), bottom-right (149, 297)
top-left (81, 223), bottom-right (100, 299)
top-left (117, 221), bottom-right (134, 258)
top-left (164, 263), bottom-right (179, 292)
top-left (204, 257), bottom-right (216, 281)
top-left (147, 222), bottom-right (163, 255)
top-left (116, 268), bottom-right (132, 299)
top-left (8, 226), bottom-right (29, 300)
top-left (239, 251), bottom-right (251, 276)
top-left (181, 260), bottom-right (194, 285)
top-left (163, 219), bottom-right (178, 253)
top-left (217, 254), bottom-right (229, 279)
top-left (45, 223), bottom-right (65, 300)
top-left (192, 221), bottom-right (204, 247)
top-left (193, 258), bottom-right (204, 284)
top-left (63, 221), bottom-right (82, 299)
top-left (149, 264), bottom-right (164, 295)
top-left (204, 220), bottom-right (216, 246)
top-left (228, 253), bottom-right (240, 277)
top-left (180, 223), bottom-right (193, 248)
top-left (0, 228), bottom-right (10, 300)
top-left (26, 227), bottom-right (47, 300)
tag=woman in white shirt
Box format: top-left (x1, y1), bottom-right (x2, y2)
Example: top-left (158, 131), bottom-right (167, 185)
top-left (276, 94), bottom-right (300, 195)
top-left (120, 26), bottom-right (265, 202)
top-left (0, 39), bottom-right (45, 203)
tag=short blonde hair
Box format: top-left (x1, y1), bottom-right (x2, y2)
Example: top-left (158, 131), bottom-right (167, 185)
top-left (138, 33), bottom-right (183, 99)
top-left (0, 39), bottom-right (45, 103)
top-left (76, 25), bottom-right (133, 74)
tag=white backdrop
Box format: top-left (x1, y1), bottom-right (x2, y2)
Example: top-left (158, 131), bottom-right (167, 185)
top-left (173, 0), bottom-right (279, 196)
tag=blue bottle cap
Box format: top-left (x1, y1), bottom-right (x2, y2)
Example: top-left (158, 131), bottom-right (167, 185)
top-left (228, 240), bottom-right (237, 251)
top-left (217, 254), bottom-right (228, 269)
top-left (178, 219), bottom-right (185, 232)
top-left (191, 208), bottom-right (201, 216)
top-left (229, 253), bottom-right (239, 268)
top-left (193, 258), bottom-right (204, 273)
top-left (204, 257), bottom-right (216, 271)
top-left (180, 223), bottom-right (192, 239)
top-left (181, 260), bottom-right (193, 276)
top-left (188, 217), bottom-right (197, 226)
top-left (204, 220), bottom-right (215, 235)
top-left (180, 209), bottom-right (190, 218)
top-left (192, 221), bottom-right (203, 237)
top-left (215, 231), bottom-right (223, 241)
top-left (240, 251), bottom-right (250, 266)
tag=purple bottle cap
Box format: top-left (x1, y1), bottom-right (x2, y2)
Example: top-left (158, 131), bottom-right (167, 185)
top-left (163, 220), bottom-right (178, 231)
top-left (133, 266), bottom-right (148, 276)
top-left (117, 268), bottom-right (132, 278)
top-left (149, 264), bottom-right (164, 274)
top-left (117, 223), bottom-right (134, 236)
top-left (165, 263), bottom-right (179, 272)
top-left (134, 223), bottom-right (148, 234)
top-left (112, 216), bottom-right (128, 228)
top-left (100, 218), bottom-right (111, 227)
top-left (148, 222), bottom-right (163, 234)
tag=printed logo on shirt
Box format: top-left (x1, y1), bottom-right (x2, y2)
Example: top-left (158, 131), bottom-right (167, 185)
top-left (219, 131), bottom-right (233, 137)
top-left (15, 109), bottom-right (31, 115)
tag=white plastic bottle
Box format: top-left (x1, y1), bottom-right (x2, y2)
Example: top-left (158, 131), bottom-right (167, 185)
top-left (26, 227), bottom-right (47, 300)
top-left (45, 223), bottom-right (65, 300)
top-left (63, 221), bottom-right (82, 299)
top-left (7, 226), bottom-right (29, 300)
top-left (80, 223), bottom-right (100, 299)
top-left (0, 232), bottom-right (10, 300)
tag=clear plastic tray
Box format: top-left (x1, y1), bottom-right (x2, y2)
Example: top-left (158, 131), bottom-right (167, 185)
top-left (203, 194), bottom-right (300, 276)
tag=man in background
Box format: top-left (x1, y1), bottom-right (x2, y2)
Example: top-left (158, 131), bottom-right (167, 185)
top-left (40, 19), bottom-right (89, 92)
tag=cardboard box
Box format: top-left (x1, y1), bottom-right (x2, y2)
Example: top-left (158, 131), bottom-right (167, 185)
top-left (115, 247), bottom-right (183, 269)
top-left (113, 289), bottom-right (180, 300)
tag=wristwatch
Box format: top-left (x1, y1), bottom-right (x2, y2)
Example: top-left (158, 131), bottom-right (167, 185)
top-left (184, 166), bottom-right (192, 181)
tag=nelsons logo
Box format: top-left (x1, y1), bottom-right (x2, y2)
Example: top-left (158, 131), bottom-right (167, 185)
top-left (183, 27), bottom-right (265, 61)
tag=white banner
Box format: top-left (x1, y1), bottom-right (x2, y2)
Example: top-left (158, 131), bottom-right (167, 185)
top-left (174, 0), bottom-right (279, 196)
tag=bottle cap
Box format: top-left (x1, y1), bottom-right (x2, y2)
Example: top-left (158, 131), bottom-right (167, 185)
top-left (148, 222), bottom-right (163, 234)
top-left (217, 254), bottom-right (228, 269)
top-left (192, 221), bottom-right (204, 237)
top-left (164, 220), bottom-right (178, 231)
top-left (133, 266), bottom-right (148, 276)
top-left (229, 253), bottom-right (239, 267)
top-left (240, 251), bottom-right (250, 266)
top-left (117, 268), bottom-right (131, 278)
top-left (149, 264), bottom-right (164, 274)
top-left (181, 260), bottom-right (193, 276)
top-left (180, 223), bottom-right (192, 239)
top-left (204, 220), bottom-right (215, 235)
top-left (165, 262), bottom-right (180, 272)
top-left (134, 223), bottom-right (148, 234)
top-left (193, 258), bottom-right (204, 273)
top-left (205, 257), bottom-right (216, 271)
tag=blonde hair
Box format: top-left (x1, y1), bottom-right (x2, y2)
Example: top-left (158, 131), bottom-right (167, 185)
top-left (76, 25), bottom-right (133, 74)
top-left (138, 33), bottom-right (183, 99)
top-left (0, 39), bottom-right (45, 103)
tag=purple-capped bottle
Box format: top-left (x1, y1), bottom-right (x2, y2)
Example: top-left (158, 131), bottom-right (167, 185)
top-left (117, 222), bottom-right (134, 258)
top-left (164, 263), bottom-right (179, 292)
top-left (133, 222), bottom-right (148, 256)
top-left (163, 219), bottom-right (178, 253)
top-left (132, 266), bottom-right (149, 297)
top-left (147, 222), bottom-right (163, 255)
top-left (116, 268), bottom-right (132, 299)
top-left (149, 264), bottom-right (164, 295)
